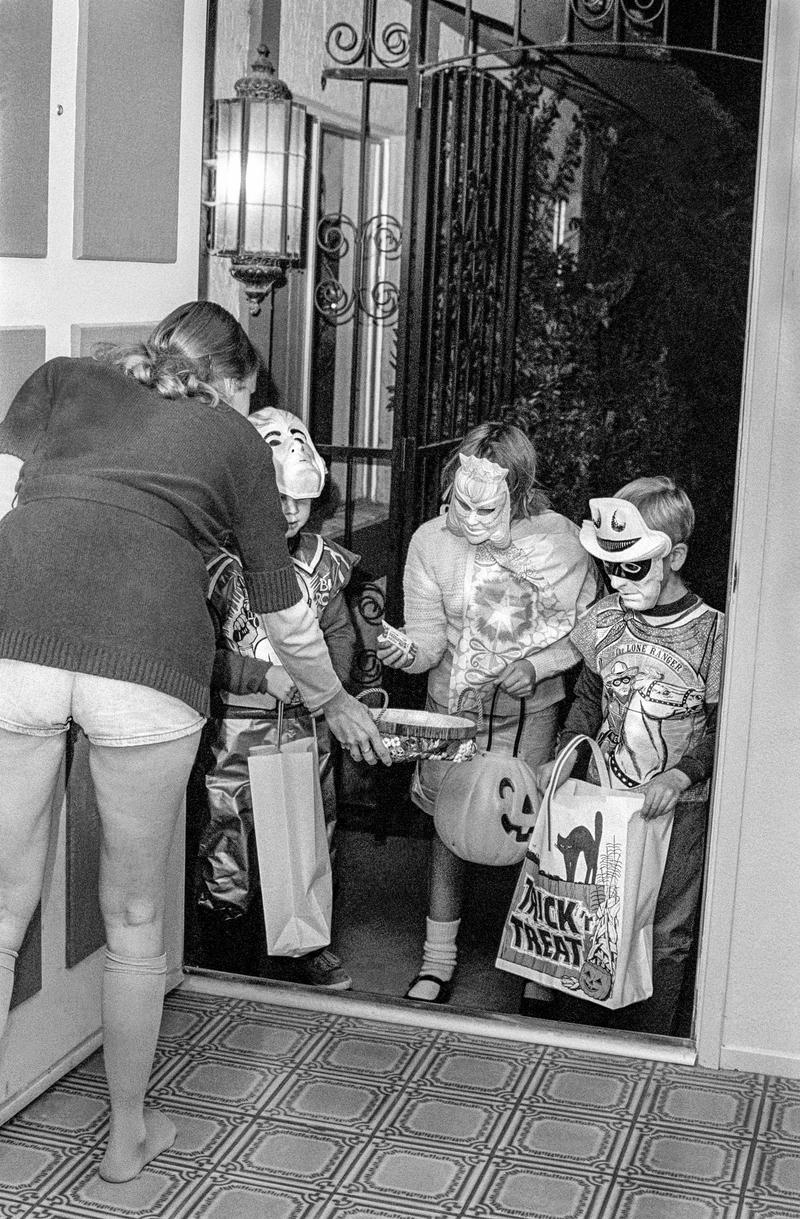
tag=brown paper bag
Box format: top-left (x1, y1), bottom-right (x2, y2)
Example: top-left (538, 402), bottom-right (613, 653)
top-left (247, 710), bottom-right (332, 957)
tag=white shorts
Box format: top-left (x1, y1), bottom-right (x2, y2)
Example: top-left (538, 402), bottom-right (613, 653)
top-left (0, 659), bottom-right (205, 747)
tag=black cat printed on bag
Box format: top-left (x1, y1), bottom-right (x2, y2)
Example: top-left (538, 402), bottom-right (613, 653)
top-left (556, 810), bottom-right (603, 884)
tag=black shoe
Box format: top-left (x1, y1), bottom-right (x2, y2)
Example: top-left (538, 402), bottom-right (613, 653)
top-left (404, 973), bottom-right (453, 1004)
top-left (280, 948), bottom-right (352, 991)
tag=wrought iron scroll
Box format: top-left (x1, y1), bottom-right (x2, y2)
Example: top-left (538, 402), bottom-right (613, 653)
top-left (568, 0), bottom-right (673, 48)
top-left (315, 212), bottom-right (402, 326)
top-left (349, 578), bottom-right (385, 687)
top-left (325, 20), bottom-right (410, 68)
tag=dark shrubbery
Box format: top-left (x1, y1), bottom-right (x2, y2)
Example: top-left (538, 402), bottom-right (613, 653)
top-left (511, 72), bottom-right (757, 608)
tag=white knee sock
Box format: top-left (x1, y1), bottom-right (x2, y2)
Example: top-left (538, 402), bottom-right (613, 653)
top-left (0, 949), bottom-right (19, 1039)
top-left (407, 918), bottom-right (460, 1000)
top-left (100, 949), bottom-right (175, 1182)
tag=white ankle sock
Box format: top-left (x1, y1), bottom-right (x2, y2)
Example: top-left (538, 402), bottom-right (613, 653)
top-left (407, 918), bottom-right (460, 1000)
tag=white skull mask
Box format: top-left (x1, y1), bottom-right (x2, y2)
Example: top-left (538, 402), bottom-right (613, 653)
top-left (248, 407), bottom-right (327, 499)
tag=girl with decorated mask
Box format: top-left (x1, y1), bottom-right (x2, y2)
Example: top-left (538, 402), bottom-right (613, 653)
top-left (198, 407), bottom-right (361, 992)
top-left (378, 420), bottom-right (597, 1004)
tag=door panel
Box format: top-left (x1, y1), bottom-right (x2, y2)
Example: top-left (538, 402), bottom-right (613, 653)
top-left (0, 0), bottom-right (208, 1122)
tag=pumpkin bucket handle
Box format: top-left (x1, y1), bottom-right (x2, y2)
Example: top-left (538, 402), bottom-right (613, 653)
top-left (485, 687), bottom-right (526, 756)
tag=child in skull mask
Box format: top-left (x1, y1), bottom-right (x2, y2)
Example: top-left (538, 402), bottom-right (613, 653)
top-left (537, 475), bottom-right (725, 1035)
top-left (199, 407), bottom-right (358, 991)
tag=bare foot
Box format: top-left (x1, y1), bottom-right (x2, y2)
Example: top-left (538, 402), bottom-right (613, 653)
top-left (99, 1108), bottom-right (176, 1183)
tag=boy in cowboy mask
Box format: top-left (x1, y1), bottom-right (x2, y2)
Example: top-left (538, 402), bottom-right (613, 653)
top-left (537, 476), bottom-right (725, 1035)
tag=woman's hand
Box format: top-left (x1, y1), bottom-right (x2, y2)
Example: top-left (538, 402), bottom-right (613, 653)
top-left (497, 658), bottom-right (538, 698)
top-left (321, 687), bottom-right (392, 765)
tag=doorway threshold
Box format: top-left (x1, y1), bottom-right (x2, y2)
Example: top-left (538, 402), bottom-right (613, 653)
top-left (182, 966), bottom-right (697, 1067)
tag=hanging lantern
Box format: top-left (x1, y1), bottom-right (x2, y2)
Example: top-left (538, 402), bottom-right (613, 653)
top-left (211, 45), bottom-right (307, 315)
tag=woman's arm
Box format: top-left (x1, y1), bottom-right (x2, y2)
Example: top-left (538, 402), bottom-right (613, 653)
top-left (319, 592), bottom-right (357, 688)
top-left (264, 598), bottom-right (391, 764)
top-left (235, 443), bottom-right (301, 614)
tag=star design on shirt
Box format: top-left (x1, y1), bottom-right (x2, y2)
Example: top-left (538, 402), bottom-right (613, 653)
top-left (473, 584), bottom-right (529, 644)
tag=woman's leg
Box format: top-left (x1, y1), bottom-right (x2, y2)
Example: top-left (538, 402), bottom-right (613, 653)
top-left (90, 730), bottom-right (201, 1183)
top-left (0, 727), bottom-right (65, 1037)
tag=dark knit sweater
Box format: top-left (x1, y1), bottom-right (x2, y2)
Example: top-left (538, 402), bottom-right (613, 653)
top-left (0, 357), bottom-right (301, 715)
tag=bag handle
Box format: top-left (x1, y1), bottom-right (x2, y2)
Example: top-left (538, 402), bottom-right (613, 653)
top-left (541, 734), bottom-right (612, 851)
top-left (356, 687), bottom-right (389, 715)
top-left (276, 698), bottom-right (319, 750)
top-left (485, 686), bottom-right (526, 756)
top-left (453, 688), bottom-right (484, 733)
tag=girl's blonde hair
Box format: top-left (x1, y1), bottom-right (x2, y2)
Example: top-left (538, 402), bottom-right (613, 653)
top-left (96, 301), bottom-right (261, 406)
top-left (441, 419), bottom-right (549, 520)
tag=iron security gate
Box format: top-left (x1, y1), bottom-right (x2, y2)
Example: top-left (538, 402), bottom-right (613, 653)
top-left (387, 66), bottom-right (529, 608)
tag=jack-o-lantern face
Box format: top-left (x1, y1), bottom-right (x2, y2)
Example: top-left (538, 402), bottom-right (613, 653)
top-left (433, 754), bottom-right (540, 866)
top-left (579, 959), bottom-right (613, 1001)
top-left (499, 778), bottom-right (536, 844)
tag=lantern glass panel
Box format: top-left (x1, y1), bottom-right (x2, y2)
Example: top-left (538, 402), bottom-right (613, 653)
top-left (212, 99), bottom-right (242, 254)
top-left (242, 99), bottom-right (290, 256)
top-left (286, 105), bottom-right (307, 257)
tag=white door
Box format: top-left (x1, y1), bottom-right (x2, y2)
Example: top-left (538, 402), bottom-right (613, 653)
top-left (0, 0), bottom-right (208, 1121)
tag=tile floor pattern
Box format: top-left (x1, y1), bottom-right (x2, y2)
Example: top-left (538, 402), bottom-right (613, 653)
top-left (1, 987), bottom-right (799, 1219)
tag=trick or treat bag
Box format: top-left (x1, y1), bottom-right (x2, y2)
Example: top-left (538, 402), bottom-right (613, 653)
top-left (247, 707), bottom-right (332, 957)
top-left (496, 735), bottom-right (673, 1009)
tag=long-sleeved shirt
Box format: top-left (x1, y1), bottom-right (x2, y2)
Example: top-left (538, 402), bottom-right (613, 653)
top-left (562, 590), bottom-right (725, 800)
top-left (401, 509), bottom-right (598, 717)
top-left (0, 356), bottom-right (301, 715)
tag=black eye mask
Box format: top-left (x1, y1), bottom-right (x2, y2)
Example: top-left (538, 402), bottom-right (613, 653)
top-left (602, 558), bottom-right (653, 583)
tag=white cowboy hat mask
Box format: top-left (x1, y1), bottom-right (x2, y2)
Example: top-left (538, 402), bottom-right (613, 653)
top-left (579, 498), bottom-right (672, 563)
top-left (580, 497), bottom-right (673, 611)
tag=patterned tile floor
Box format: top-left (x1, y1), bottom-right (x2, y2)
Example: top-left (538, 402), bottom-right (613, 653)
top-left (1, 986), bottom-right (799, 1219)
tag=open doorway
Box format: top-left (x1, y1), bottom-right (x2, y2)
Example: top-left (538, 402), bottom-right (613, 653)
top-left (187, 0), bottom-right (766, 1048)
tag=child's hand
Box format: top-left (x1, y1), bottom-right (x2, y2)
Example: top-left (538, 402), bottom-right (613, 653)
top-left (264, 666), bottom-right (299, 704)
top-left (497, 658), bottom-right (537, 698)
top-left (377, 624), bottom-right (416, 670)
top-left (637, 769), bottom-right (691, 820)
top-left (376, 637), bottom-right (409, 669)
